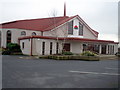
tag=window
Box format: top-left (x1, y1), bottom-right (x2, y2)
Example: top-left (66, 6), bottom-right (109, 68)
top-left (101, 45), bottom-right (106, 54)
top-left (22, 42), bottom-right (24, 49)
top-left (83, 44), bottom-right (87, 51)
top-left (108, 45), bottom-right (110, 54)
top-left (41, 31), bottom-right (43, 36)
top-left (112, 45), bottom-right (114, 54)
top-left (94, 44), bottom-right (99, 53)
top-left (21, 31), bottom-right (26, 36)
top-left (32, 32), bottom-right (36, 36)
top-left (6, 30), bottom-right (11, 44)
top-left (68, 21), bottom-right (73, 35)
top-left (63, 43), bottom-right (70, 51)
top-left (50, 42), bottom-right (52, 55)
top-left (42, 42), bottom-right (45, 55)
top-left (56, 42), bottom-right (59, 54)
top-left (79, 22), bottom-right (83, 35)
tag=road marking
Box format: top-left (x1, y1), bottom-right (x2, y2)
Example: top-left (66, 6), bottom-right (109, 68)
top-left (69, 71), bottom-right (120, 76)
top-left (19, 57), bottom-right (23, 58)
top-left (106, 67), bottom-right (118, 70)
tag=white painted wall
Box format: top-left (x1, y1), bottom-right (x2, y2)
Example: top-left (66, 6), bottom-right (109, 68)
top-left (20, 38), bottom-right (63, 55)
top-left (43, 23), bottom-right (68, 37)
top-left (83, 26), bottom-right (97, 39)
top-left (0, 29), bottom-right (41, 48)
top-left (20, 39), bottom-right (31, 55)
top-left (114, 44), bottom-right (118, 54)
top-left (34, 39), bottom-right (57, 55)
top-left (67, 17), bottom-right (97, 39)
top-left (20, 37), bottom-right (118, 55)
top-left (68, 17), bottom-right (83, 38)
top-left (71, 42), bottom-right (83, 54)
top-left (44, 17), bottom-right (97, 40)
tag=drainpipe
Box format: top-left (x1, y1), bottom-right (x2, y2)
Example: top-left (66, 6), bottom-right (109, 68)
top-left (30, 37), bottom-right (33, 56)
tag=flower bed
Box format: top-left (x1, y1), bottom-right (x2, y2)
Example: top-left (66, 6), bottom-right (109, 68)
top-left (39, 55), bottom-right (99, 61)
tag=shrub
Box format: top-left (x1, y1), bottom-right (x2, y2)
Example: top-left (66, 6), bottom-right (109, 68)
top-left (2, 50), bottom-right (11, 55)
top-left (81, 51), bottom-right (97, 56)
top-left (7, 43), bottom-right (22, 52)
top-left (2, 43), bottom-right (22, 55)
top-left (62, 51), bottom-right (73, 55)
top-left (115, 52), bottom-right (120, 57)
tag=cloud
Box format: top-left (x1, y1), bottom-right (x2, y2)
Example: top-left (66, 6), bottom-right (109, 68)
top-left (0, 0), bottom-right (119, 43)
top-left (98, 33), bottom-right (118, 42)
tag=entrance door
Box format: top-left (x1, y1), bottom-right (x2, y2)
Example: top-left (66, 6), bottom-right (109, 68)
top-left (101, 45), bottom-right (106, 54)
top-left (63, 43), bottom-right (70, 51)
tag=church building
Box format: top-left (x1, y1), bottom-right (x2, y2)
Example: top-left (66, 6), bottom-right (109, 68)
top-left (0, 4), bottom-right (118, 55)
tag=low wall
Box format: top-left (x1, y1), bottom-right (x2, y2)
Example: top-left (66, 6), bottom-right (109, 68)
top-left (39, 55), bottom-right (100, 61)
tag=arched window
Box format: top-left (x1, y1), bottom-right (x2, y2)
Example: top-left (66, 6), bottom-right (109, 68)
top-left (7, 30), bottom-right (11, 44)
top-left (0, 31), bottom-right (1, 48)
top-left (21, 31), bottom-right (26, 36)
top-left (32, 32), bottom-right (36, 36)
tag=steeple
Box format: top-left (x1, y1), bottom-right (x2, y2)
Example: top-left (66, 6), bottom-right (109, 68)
top-left (64, 2), bottom-right (66, 17)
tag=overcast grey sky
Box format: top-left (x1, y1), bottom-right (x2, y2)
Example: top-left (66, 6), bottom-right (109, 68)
top-left (0, 0), bottom-right (119, 42)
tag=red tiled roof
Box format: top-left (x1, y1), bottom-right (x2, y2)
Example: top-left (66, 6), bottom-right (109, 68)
top-left (0, 15), bottom-right (98, 37)
top-left (0, 16), bottom-right (70, 31)
top-left (18, 36), bottom-right (119, 44)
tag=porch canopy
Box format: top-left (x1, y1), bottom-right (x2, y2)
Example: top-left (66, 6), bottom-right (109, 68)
top-left (18, 35), bottom-right (118, 44)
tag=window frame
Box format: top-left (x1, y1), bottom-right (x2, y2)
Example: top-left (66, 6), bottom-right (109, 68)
top-left (50, 42), bottom-right (52, 55)
top-left (79, 22), bottom-right (83, 36)
top-left (68, 21), bottom-right (73, 35)
top-left (32, 32), bottom-right (36, 36)
top-left (6, 30), bottom-right (12, 44)
top-left (42, 42), bottom-right (45, 55)
top-left (56, 42), bottom-right (59, 54)
top-left (21, 31), bottom-right (26, 36)
top-left (22, 42), bottom-right (24, 49)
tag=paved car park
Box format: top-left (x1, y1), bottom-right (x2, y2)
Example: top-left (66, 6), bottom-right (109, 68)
top-left (2, 55), bottom-right (119, 88)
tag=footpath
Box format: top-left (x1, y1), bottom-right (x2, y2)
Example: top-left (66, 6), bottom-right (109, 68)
top-left (99, 55), bottom-right (119, 60)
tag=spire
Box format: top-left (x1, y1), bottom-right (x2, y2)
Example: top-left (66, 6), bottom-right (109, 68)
top-left (64, 2), bottom-right (66, 17)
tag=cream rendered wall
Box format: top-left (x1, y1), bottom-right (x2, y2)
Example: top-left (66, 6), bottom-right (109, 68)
top-left (0, 29), bottom-right (41, 48)
top-left (20, 39), bottom-right (31, 55)
top-left (0, 29), bottom-right (7, 48)
top-left (70, 42), bottom-right (83, 54)
top-left (43, 17), bottom-right (97, 39)
top-left (83, 26), bottom-right (97, 39)
top-left (107, 43), bottom-right (118, 54)
top-left (114, 44), bottom-right (118, 54)
top-left (43, 24), bottom-right (68, 37)
top-left (67, 17), bottom-right (97, 39)
top-left (32, 39), bottom-right (62, 55)
top-left (68, 17), bottom-right (83, 38)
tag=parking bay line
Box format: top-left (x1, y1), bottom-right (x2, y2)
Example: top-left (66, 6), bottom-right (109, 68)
top-left (105, 67), bottom-right (118, 70)
top-left (69, 71), bottom-right (120, 76)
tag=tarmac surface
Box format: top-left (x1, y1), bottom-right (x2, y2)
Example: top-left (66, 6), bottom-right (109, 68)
top-left (2, 55), bottom-right (119, 88)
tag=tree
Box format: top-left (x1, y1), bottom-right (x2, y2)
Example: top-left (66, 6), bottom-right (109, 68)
top-left (48, 9), bottom-right (68, 54)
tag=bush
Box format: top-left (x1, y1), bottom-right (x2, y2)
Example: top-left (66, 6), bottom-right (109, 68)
top-left (81, 51), bottom-right (97, 56)
top-left (7, 43), bottom-right (22, 52)
top-left (62, 51), bottom-right (73, 55)
top-left (115, 52), bottom-right (120, 57)
top-left (2, 43), bottom-right (22, 55)
top-left (2, 50), bottom-right (11, 55)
